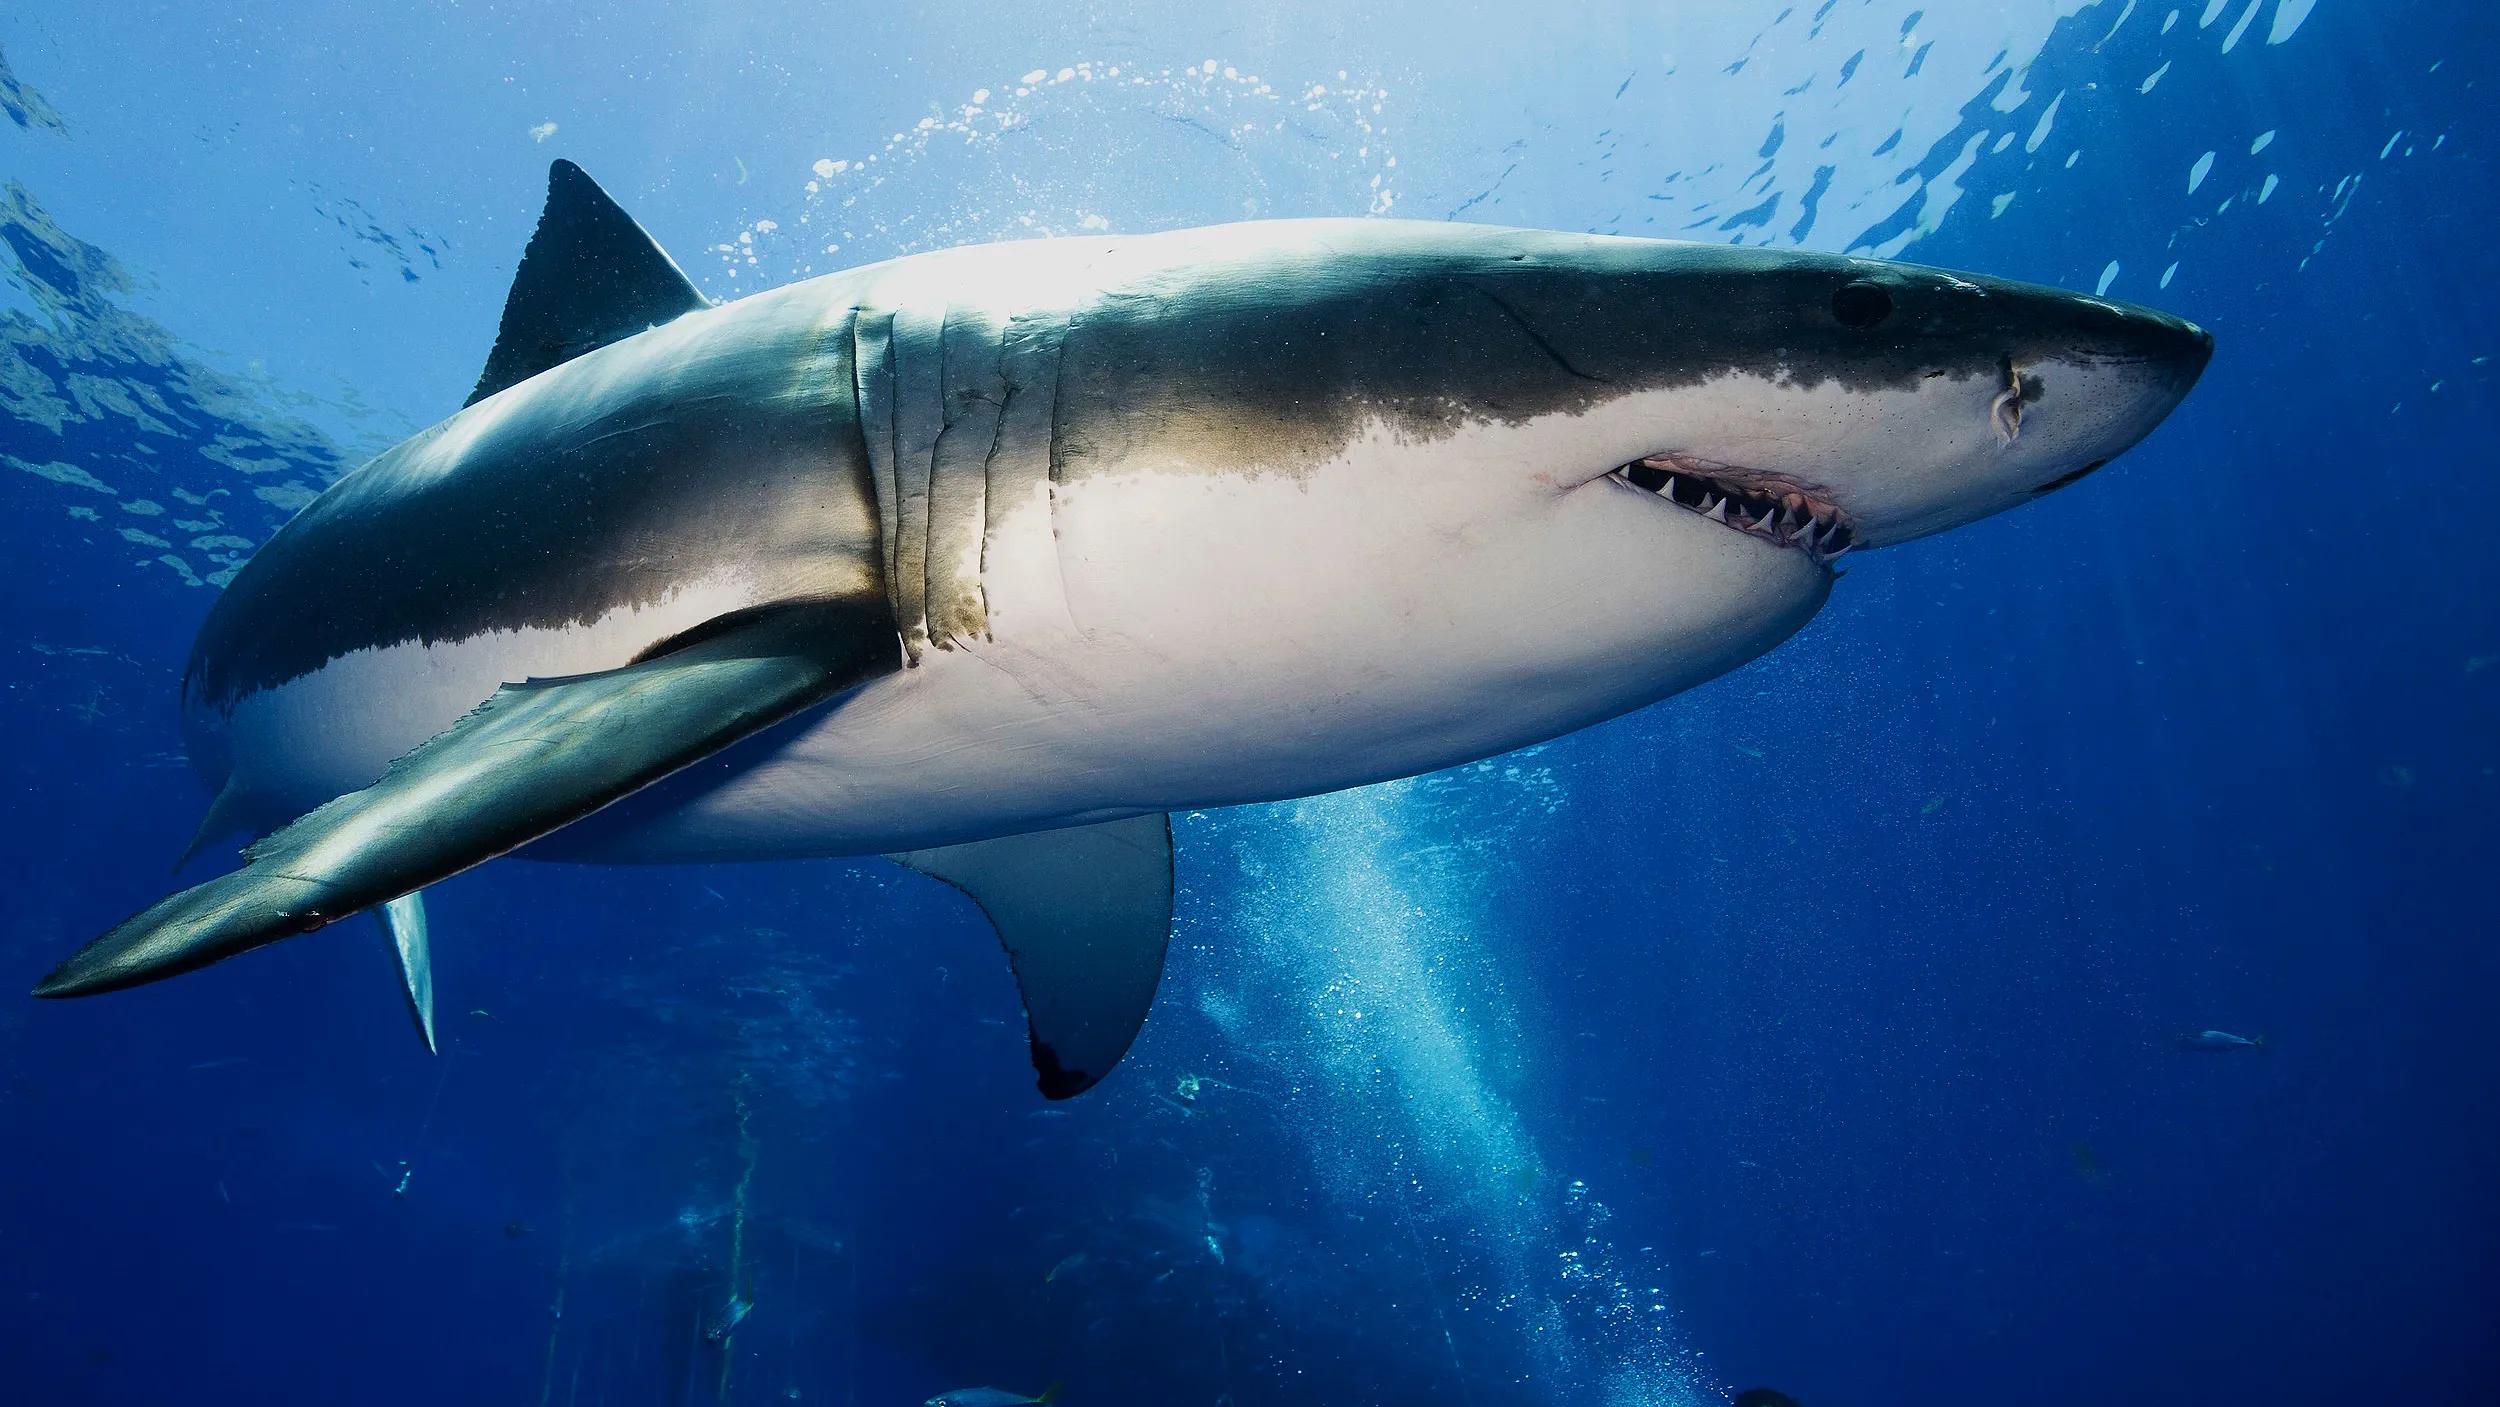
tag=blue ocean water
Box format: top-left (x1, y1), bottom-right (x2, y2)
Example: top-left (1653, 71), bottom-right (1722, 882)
top-left (2, 3), bottom-right (2493, 1403)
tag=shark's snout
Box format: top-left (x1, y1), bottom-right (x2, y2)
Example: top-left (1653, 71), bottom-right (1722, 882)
top-left (2118, 302), bottom-right (2214, 415)
top-left (1471, 240), bottom-right (2215, 555)
top-left (1773, 268), bottom-right (2216, 548)
top-left (2152, 310), bottom-right (2216, 376)
top-left (2013, 304), bottom-right (2210, 497)
top-left (2039, 290), bottom-right (2213, 405)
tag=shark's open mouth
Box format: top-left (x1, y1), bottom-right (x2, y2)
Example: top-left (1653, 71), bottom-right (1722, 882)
top-left (1609, 454), bottom-right (1857, 566)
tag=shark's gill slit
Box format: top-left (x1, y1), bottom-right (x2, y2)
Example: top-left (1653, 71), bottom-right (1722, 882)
top-left (1612, 455), bottom-right (1856, 564)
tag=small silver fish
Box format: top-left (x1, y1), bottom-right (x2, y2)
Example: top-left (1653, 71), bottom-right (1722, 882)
top-left (925, 1385), bottom-right (1059, 1407)
top-left (2178, 1029), bottom-right (2265, 1052)
top-left (704, 1294), bottom-right (753, 1343)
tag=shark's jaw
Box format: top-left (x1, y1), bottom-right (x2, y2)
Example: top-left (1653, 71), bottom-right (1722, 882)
top-left (1606, 453), bottom-right (1861, 568)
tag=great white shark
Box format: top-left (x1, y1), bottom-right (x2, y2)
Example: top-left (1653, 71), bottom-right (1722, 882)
top-left (33, 161), bottom-right (2210, 1095)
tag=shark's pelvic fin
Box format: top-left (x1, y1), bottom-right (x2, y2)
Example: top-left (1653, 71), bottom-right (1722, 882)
top-left (376, 893), bottom-right (436, 1055)
top-left (171, 779), bottom-right (256, 873)
top-left (892, 813), bottom-right (1175, 1099)
top-left (465, 159), bottom-right (711, 407)
top-left (34, 599), bottom-right (898, 1000)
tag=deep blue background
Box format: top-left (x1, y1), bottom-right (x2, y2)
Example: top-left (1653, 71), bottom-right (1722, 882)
top-left (4, 3), bottom-right (2495, 1404)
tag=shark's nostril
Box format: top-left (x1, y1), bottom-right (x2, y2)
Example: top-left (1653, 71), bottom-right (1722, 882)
top-left (1990, 370), bottom-right (2026, 445)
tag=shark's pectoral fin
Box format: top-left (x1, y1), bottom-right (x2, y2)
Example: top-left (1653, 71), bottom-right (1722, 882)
top-left (34, 599), bottom-right (897, 1000)
top-left (377, 893), bottom-right (436, 1055)
top-left (892, 814), bottom-right (1175, 1100)
top-left (466, 159), bottom-right (710, 407)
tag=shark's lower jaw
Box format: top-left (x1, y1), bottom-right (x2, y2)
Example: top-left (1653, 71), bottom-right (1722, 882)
top-left (1610, 455), bottom-right (1858, 566)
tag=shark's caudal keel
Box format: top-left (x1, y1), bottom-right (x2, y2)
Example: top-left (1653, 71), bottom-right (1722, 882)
top-left (34, 162), bottom-right (2211, 1098)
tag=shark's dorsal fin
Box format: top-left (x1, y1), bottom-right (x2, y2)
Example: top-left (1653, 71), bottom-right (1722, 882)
top-left (466, 159), bottom-right (710, 407)
top-left (892, 814), bottom-right (1175, 1099)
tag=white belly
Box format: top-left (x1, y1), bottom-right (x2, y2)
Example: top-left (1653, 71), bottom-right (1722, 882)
top-left (211, 418), bottom-right (1825, 862)
top-left (568, 427), bottom-right (1828, 860)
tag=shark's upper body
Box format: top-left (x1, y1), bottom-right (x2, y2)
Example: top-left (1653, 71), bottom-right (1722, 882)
top-left (38, 162), bottom-right (2211, 1096)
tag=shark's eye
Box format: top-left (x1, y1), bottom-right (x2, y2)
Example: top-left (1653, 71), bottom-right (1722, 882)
top-left (1831, 281), bottom-right (1894, 329)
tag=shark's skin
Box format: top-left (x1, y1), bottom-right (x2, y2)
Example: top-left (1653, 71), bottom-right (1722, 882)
top-left (183, 218), bottom-right (2207, 861)
top-left (33, 188), bottom-right (2210, 1084)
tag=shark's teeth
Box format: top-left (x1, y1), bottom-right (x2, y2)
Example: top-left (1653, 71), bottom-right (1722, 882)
top-left (1611, 460), bottom-right (1857, 567)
